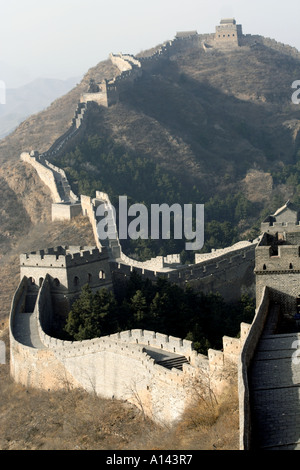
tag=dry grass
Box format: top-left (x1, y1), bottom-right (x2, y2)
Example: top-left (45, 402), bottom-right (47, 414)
top-left (0, 334), bottom-right (161, 450)
top-left (170, 386), bottom-right (240, 450)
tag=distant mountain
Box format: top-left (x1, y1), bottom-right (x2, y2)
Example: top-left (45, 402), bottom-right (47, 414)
top-left (0, 60), bottom-right (35, 88)
top-left (0, 77), bottom-right (81, 139)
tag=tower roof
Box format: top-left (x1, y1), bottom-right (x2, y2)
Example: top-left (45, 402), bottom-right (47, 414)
top-left (273, 200), bottom-right (299, 217)
top-left (220, 18), bottom-right (236, 25)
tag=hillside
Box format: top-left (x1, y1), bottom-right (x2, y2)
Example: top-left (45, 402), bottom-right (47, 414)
top-left (0, 60), bottom-right (119, 162)
top-left (2, 36), bottom-right (300, 184)
top-left (1, 31), bottom-right (300, 276)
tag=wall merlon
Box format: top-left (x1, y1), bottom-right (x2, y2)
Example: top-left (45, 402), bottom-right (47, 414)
top-left (223, 336), bottom-right (241, 357)
top-left (208, 348), bottom-right (224, 367)
top-left (20, 252), bottom-right (67, 267)
top-left (240, 323), bottom-right (251, 343)
top-left (278, 245), bottom-right (300, 258)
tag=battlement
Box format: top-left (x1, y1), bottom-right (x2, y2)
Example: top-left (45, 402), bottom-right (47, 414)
top-left (261, 221), bottom-right (300, 233)
top-left (109, 52), bottom-right (141, 71)
top-left (195, 240), bottom-right (255, 264)
top-left (255, 232), bottom-right (300, 272)
top-left (80, 79), bottom-right (118, 108)
top-left (20, 245), bottom-right (108, 269)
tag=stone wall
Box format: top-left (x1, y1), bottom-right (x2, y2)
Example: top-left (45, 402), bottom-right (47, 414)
top-left (20, 152), bottom-right (62, 203)
top-left (20, 101), bottom-right (91, 221)
top-left (9, 276), bottom-right (81, 391)
top-left (111, 240), bottom-right (256, 302)
top-left (81, 190), bottom-right (257, 302)
top-left (9, 273), bottom-right (249, 425)
top-left (41, 102), bottom-right (88, 159)
top-left (261, 221), bottom-right (300, 234)
top-left (51, 203), bottom-right (82, 221)
top-left (238, 286), bottom-right (270, 450)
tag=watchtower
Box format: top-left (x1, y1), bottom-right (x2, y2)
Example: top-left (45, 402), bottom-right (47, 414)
top-left (20, 245), bottom-right (113, 329)
top-left (255, 231), bottom-right (300, 328)
top-left (261, 200), bottom-right (300, 235)
top-left (215, 18), bottom-right (242, 48)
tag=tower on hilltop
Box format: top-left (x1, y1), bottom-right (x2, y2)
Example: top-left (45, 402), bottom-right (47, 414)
top-left (215, 18), bottom-right (243, 48)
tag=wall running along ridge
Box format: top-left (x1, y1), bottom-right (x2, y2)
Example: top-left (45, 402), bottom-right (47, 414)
top-left (13, 22), bottom-right (272, 431)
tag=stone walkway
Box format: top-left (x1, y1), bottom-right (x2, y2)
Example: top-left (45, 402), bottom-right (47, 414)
top-left (13, 310), bottom-right (45, 349)
top-left (12, 308), bottom-right (189, 369)
top-left (249, 331), bottom-right (300, 449)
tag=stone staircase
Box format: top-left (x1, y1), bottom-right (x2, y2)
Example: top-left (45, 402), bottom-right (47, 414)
top-left (156, 355), bottom-right (189, 371)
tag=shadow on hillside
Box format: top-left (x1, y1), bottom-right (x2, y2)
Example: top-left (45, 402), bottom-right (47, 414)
top-left (87, 59), bottom-right (296, 184)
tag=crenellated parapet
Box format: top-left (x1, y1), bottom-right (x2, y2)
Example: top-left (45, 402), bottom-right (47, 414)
top-left (20, 245), bottom-right (107, 269)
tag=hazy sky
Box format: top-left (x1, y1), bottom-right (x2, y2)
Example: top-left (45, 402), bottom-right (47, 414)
top-left (1, 0), bottom-right (300, 86)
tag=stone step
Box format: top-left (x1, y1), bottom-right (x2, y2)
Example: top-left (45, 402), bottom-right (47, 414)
top-left (156, 356), bottom-right (189, 370)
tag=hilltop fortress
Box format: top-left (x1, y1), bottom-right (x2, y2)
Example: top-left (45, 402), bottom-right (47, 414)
top-left (10, 19), bottom-right (300, 444)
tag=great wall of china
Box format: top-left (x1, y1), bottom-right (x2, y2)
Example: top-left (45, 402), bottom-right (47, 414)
top-left (10, 271), bottom-right (251, 425)
top-left (10, 19), bottom-right (300, 447)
